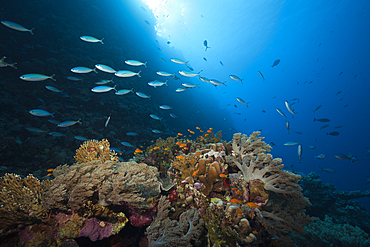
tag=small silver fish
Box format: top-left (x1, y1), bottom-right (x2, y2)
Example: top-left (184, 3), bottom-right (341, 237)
top-left (298, 144), bottom-right (302, 163)
top-left (276, 108), bottom-right (287, 118)
top-left (105, 114), bottom-right (111, 128)
top-left (57, 119), bottom-right (82, 127)
top-left (285, 101), bottom-right (296, 118)
top-left (1, 20), bottom-right (34, 34)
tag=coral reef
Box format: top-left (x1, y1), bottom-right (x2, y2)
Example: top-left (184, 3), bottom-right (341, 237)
top-left (146, 196), bottom-right (206, 247)
top-left (291, 215), bottom-right (370, 247)
top-left (74, 139), bottom-right (118, 164)
top-left (0, 174), bottom-right (51, 229)
top-left (43, 160), bottom-right (161, 211)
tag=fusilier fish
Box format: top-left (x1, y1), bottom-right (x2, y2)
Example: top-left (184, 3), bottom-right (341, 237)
top-left (121, 141), bottom-right (134, 147)
top-left (48, 132), bottom-right (65, 137)
top-left (126, 132), bottom-right (138, 136)
top-left (136, 92), bottom-right (151, 99)
top-left (327, 131), bottom-right (340, 136)
top-left (199, 77), bottom-right (211, 83)
top-left (314, 154), bottom-right (326, 159)
top-left (45, 86), bottom-right (62, 93)
top-left (236, 97), bottom-right (250, 107)
top-left (1, 20), bottom-right (34, 34)
top-left (26, 127), bottom-right (47, 133)
top-left (57, 119), bottom-right (82, 127)
top-left (95, 64), bottom-right (116, 73)
top-left (71, 67), bottom-right (97, 74)
top-left (276, 108), bottom-right (287, 118)
top-left (152, 129), bottom-right (162, 134)
top-left (115, 89), bottom-right (133, 95)
top-left (67, 76), bottom-right (83, 81)
top-left (229, 75), bottom-right (244, 84)
top-left (210, 79), bottom-right (226, 86)
top-left (298, 144), bottom-right (302, 163)
top-left (286, 121), bottom-right (290, 134)
top-left (170, 58), bottom-right (188, 65)
top-left (313, 105), bottom-right (322, 112)
top-left (29, 109), bottom-right (54, 118)
top-left (91, 85), bottom-right (117, 93)
top-left (319, 167), bottom-right (335, 173)
top-left (170, 113), bottom-right (178, 118)
top-left (74, 136), bottom-right (88, 141)
top-left (320, 124), bottom-right (329, 130)
top-left (115, 70), bottom-right (141, 77)
top-left (95, 79), bottom-right (114, 85)
top-left (159, 105), bottom-right (172, 110)
top-left (105, 114), bottom-right (111, 127)
top-left (284, 142), bottom-right (300, 146)
top-left (150, 114), bottom-right (162, 121)
top-left (203, 40), bottom-right (210, 51)
top-left (175, 88), bottom-right (187, 92)
top-left (0, 56), bottom-right (17, 69)
top-left (80, 36), bottom-right (104, 44)
top-left (159, 57), bottom-right (167, 63)
top-left (156, 71), bottom-right (173, 77)
top-left (182, 82), bottom-right (199, 88)
top-left (308, 144), bottom-right (316, 149)
top-left (125, 60), bottom-right (147, 68)
top-left (179, 70), bottom-right (202, 77)
top-left (285, 101), bottom-right (296, 118)
top-left (20, 74), bottom-right (55, 81)
top-left (148, 80), bottom-right (168, 88)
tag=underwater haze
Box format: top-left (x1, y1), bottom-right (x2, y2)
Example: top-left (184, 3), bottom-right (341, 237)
top-left (1, 0), bottom-right (370, 245)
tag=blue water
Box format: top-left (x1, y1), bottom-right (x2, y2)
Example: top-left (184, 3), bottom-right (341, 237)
top-left (0, 0), bottom-right (369, 243)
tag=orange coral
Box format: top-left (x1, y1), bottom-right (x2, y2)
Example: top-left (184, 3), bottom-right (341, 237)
top-left (74, 139), bottom-right (118, 164)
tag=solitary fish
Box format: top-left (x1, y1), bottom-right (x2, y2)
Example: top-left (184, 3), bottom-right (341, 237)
top-left (57, 119), bottom-right (82, 127)
top-left (136, 92), bottom-right (151, 99)
top-left (20, 74), bottom-right (55, 81)
top-left (159, 105), bottom-right (172, 110)
top-left (319, 167), bottom-right (335, 173)
top-left (1, 20), bottom-right (34, 34)
top-left (125, 60), bottom-right (147, 68)
top-left (203, 57), bottom-right (207, 61)
top-left (91, 85), bottom-right (116, 93)
top-left (71, 67), bottom-right (97, 74)
top-left (170, 58), bottom-right (188, 65)
top-left (284, 142), bottom-right (300, 146)
top-left (95, 64), bottom-right (116, 73)
top-left (220, 61), bottom-right (224, 66)
top-left (80, 36), bottom-right (104, 44)
top-left (179, 70), bottom-right (202, 77)
top-left (115, 70), bottom-right (141, 78)
top-left (229, 75), bottom-right (243, 84)
top-left (327, 131), bottom-right (340, 136)
top-left (150, 114), bottom-right (162, 121)
top-left (314, 154), bottom-right (326, 159)
top-left (276, 108), bottom-right (287, 118)
top-left (203, 40), bottom-right (210, 51)
top-left (313, 105), bottom-right (322, 112)
top-left (156, 71), bottom-right (173, 77)
top-left (29, 109), bottom-right (54, 118)
top-left (258, 71), bottom-right (265, 81)
top-left (271, 59), bottom-right (280, 67)
top-left (313, 118), bottom-right (330, 122)
top-left (236, 97), bottom-right (250, 107)
top-left (285, 101), bottom-right (296, 118)
top-left (115, 88), bottom-right (133, 95)
top-left (298, 144), bottom-right (302, 163)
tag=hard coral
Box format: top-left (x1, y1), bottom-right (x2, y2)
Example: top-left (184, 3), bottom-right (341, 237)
top-left (74, 139), bottom-right (118, 164)
top-left (43, 161), bottom-right (161, 212)
top-left (0, 174), bottom-right (51, 229)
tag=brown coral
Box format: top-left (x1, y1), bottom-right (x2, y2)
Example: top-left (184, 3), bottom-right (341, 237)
top-left (43, 161), bottom-right (161, 212)
top-left (199, 161), bottom-right (221, 196)
top-left (171, 154), bottom-right (199, 180)
top-left (0, 174), bottom-right (51, 229)
top-left (74, 139), bottom-right (118, 164)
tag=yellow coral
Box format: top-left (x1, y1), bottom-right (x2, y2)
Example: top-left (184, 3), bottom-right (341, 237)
top-left (74, 139), bottom-right (118, 164)
top-left (0, 174), bottom-right (51, 228)
top-left (172, 154), bottom-right (199, 180)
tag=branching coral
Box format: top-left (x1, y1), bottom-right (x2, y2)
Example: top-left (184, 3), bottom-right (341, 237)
top-left (0, 174), bottom-right (51, 229)
top-left (74, 139), bottom-right (118, 164)
top-left (43, 160), bottom-right (161, 212)
top-left (171, 154), bottom-right (199, 181)
top-left (146, 196), bottom-right (206, 247)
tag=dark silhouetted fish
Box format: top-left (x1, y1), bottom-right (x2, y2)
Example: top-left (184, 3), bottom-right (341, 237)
top-left (271, 59), bottom-right (280, 67)
top-left (258, 71), bottom-right (265, 81)
top-left (203, 40), bottom-right (210, 51)
top-left (327, 131), bottom-right (339, 136)
top-left (144, 20), bottom-right (150, 25)
top-left (220, 61), bottom-right (224, 66)
top-left (313, 118), bottom-right (330, 122)
top-left (167, 41), bottom-right (171, 44)
top-left (203, 57), bottom-right (207, 61)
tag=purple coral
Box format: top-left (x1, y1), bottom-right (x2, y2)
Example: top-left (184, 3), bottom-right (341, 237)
top-left (79, 218), bottom-right (113, 242)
